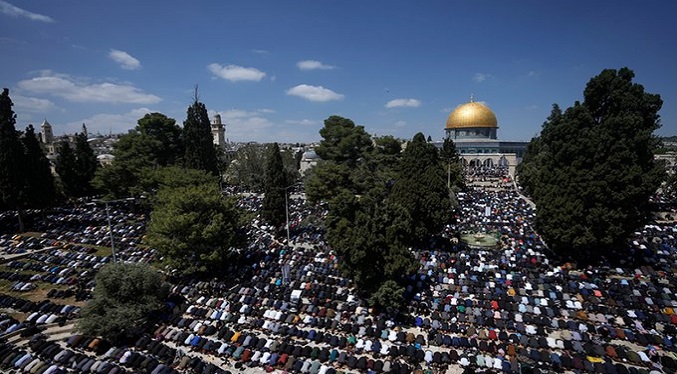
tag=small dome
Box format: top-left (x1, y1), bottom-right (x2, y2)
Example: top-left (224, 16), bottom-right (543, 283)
top-left (446, 101), bottom-right (498, 129)
top-left (302, 150), bottom-right (319, 160)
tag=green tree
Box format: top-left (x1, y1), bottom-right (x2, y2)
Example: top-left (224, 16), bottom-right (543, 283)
top-left (518, 67), bottom-right (665, 261)
top-left (226, 143), bottom-right (267, 191)
top-left (441, 137), bottom-right (464, 192)
top-left (55, 142), bottom-right (79, 198)
top-left (390, 132), bottom-right (453, 242)
top-left (21, 125), bottom-right (55, 208)
top-left (315, 115), bottom-right (373, 167)
top-left (262, 143), bottom-right (288, 228)
top-left (0, 88), bottom-right (26, 229)
top-left (136, 112), bottom-right (184, 166)
top-left (74, 132), bottom-right (98, 196)
top-left (77, 263), bottom-right (168, 343)
top-left (94, 113), bottom-right (183, 199)
top-left (325, 187), bottom-right (417, 307)
top-left (183, 93), bottom-right (219, 175)
top-left (146, 181), bottom-right (243, 274)
top-left (305, 161), bottom-right (352, 203)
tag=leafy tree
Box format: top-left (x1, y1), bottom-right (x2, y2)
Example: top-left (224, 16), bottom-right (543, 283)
top-left (226, 143), bottom-right (298, 192)
top-left (146, 181), bottom-right (243, 274)
top-left (21, 125), bottom-right (55, 208)
top-left (94, 113), bottom-right (183, 199)
top-left (183, 94), bottom-right (219, 175)
top-left (315, 115), bottom-right (373, 167)
top-left (226, 143), bottom-right (267, 191)
top-left (55, 142), bottom-right (80, 197)
top-left (136, 112), bottom-right (184, 166)
top-left (518, 67), bottom-right (665, 261)
top-left (0, 88), bottom-right (26, 229)
top-left (390, 132), bottom-right (452, 242)
top-left (262, 143), bottom-right (288, 229)
top-left (74, 132), bottom-right (98, 195)
top-left (441, 137), bottom-right (464, 192)
top-left (325, 186), bottom-right (417, 306)
top-left (77, 263), bottom-right (168, 343)
top-left (305, 161), bottom-right (352, 203)
top-left (139, 166), bottom-right (218, 193)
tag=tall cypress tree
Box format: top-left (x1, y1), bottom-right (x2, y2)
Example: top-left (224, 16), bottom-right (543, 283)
top-left (55, 141), bottom-right (79, 197)
top-left (0, 88), bottom-right (26, 230)
top-left (262, 143), bottom-right (288, 229)
top-left (183, 92), bottom-right (219, 176)
top-left (74, 132), bottom-right (98, 196)
top-left (390, 132), bottom-right (452, 242)
top-left (518, 67), bottom-right (665, 262)
top-left (22, 125), bottom-right (55, 208)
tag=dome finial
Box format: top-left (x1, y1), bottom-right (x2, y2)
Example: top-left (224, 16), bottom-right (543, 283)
top-left (470, 93), bottom-right (474, 102)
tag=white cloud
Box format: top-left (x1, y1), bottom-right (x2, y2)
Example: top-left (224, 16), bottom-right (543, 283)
top-left (208, 63), bottom-right (266, 82)
top-left (473, 73), bottom-right (492, 82)
top-left (109, 49), bottom-right (141, 70)
top-left (395, 120), bottom-right (406, 128)
top-left (64, 108), bottom-right (153, 135)
top-left (285, 119), bottom-right (319, 126)
top-left (0, 1), bottom-right (53, 22)
top-left (286, 84), bottom-right (344, 102)
top-left (385, 98), bottom-right (421, 108)
top-left (12, 94), bottom-right (60, 113)
top-left (211, 109), bottom-right (275, 142)
top-left (527, 70), bottom-right (540, 78)
top-left (17, 72), bottom-right (161, 104)
top-left (525, 104), bottom-right (539, 110)
top-left (251, 49), bottom-right (269, 54)
top-left (296, 60), bottom-right (336, 71)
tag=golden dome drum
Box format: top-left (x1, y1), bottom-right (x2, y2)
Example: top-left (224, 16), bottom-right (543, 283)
top-left (445, 101), bottom-right (498, 129)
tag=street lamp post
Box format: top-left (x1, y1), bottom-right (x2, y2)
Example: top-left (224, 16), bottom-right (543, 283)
top-left (285, 189), bottom-right (290, 243)
top-left (91, 198), bottom-right (134, 263)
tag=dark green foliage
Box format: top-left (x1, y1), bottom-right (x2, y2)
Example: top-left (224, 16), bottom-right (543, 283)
top-left (226, 143), bottom-right (267, 192)
top-left (21, 125), bottom-right (55, 208)
top-left (441, 137), bottom-right (464, 192)
top-left (55, 142), bottom-right (79, 197)
top-left (136, 112), bottom-right (184, 166)
top-left (94, 113), bottom-right (183, 199)
top-left (518, 68), bottom-right (665, 261)
top-left (0, 88), bottom-right (25, 217)
top-left (74, 133), bottom-right (98, 195)
top-left (262, 143), bottom-right (288, 228)
top-left (77, 263), bottom-right (168, 343)
top-left (370, 280), bottom-right (405, 312)
top-left (305, 161), bottom-right (352, 204)
top-left (183, 98), bottom-right (219, 175)
top-left (146, 181), bottom-right (243, 275)
top-left (315, 115), bottom-right (373, 167)
top-left (55, 133), bottom-right (97, 198)
top-left (390, 133), bottom-right (452, 242)
top-left (325, 187), bottom-right (417, 303)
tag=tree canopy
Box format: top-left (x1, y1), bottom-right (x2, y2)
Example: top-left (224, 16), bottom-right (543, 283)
top-left (517, 67), bottom-right (665, 262)
top-left (262, 142), bottom-right (288, 229)
top-left (390, 132), bottom-right (453, 242)
top-left (77, 263), bottom-right (168, 343)
top-left (183, 96), bottom-right (219, 176)
top-left (145, 180), bottom-right (243, 275)
top-left (94, 113), bottom-right (184, 199)
top-left (55, 133), bottom-right (97, 198)
top-left (0, 88), bottom-right (25, 218)
top-left (315, 115), bottom-right (373, 167)
top-left (21, 125), bottom-right (56, 209)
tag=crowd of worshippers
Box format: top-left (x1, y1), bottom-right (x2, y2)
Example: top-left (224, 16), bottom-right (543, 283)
top-left (0, 181), bottom-right (676, 374)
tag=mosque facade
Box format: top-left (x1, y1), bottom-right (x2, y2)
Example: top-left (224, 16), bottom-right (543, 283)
top-left (443, 99), bottom-right (528, 176)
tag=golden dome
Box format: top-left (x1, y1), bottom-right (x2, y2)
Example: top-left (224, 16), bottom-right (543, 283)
top-left (445, 101), bottom-right (498, 129)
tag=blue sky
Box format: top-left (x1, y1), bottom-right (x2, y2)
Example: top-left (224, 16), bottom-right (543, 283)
top-left (1, 1), bottom-right (675, 143)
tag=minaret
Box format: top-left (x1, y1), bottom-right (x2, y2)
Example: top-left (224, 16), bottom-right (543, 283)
top-left (81, 123), bottom-right (88, 138)
top-left (40, 119), bottom-right (54, 144)
top-left (211, 114), bottom-right (226, 149)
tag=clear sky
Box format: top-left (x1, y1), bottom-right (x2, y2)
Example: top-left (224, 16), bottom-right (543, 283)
top-left (1, 0), bottom-right (675, 143)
